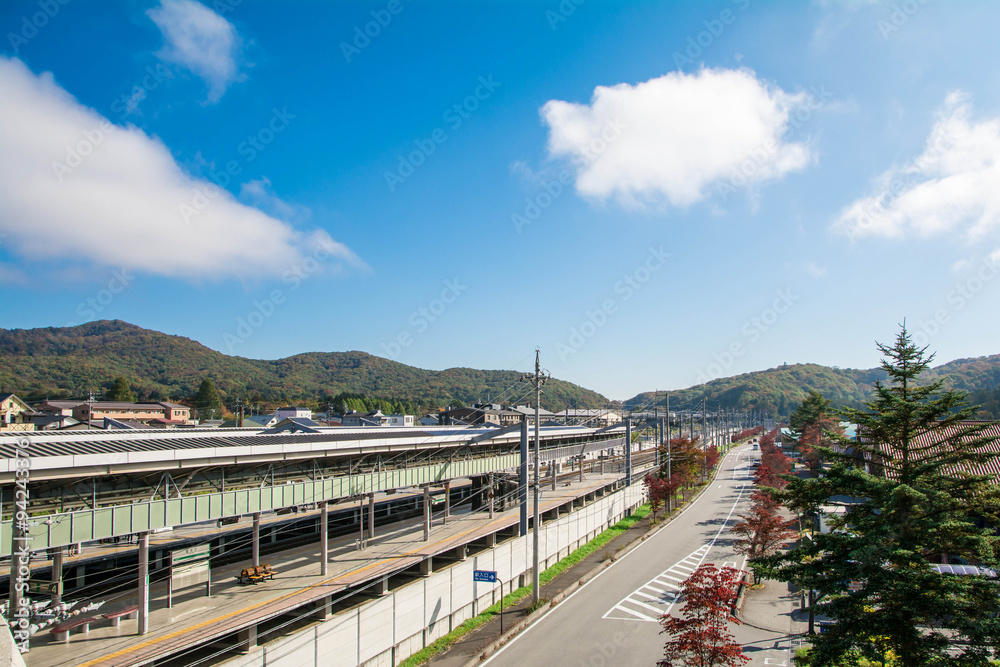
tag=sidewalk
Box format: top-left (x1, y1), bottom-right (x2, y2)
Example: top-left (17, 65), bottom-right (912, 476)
top-left (741, 576), bottom-right (809, 636)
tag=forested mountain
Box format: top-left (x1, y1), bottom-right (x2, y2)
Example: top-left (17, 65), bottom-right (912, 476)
top-left (0, 321), bottom-right (609, 413)
top-left (626, 355), bottom-right (1000, 419)
top-left (3, 321), bottom-right (999, 420)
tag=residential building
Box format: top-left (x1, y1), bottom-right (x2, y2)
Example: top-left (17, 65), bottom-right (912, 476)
top-left (265, 417), bottom-right (321, 434)
top-left (438, 405), bottom-right (522, 427)
top-left (244, 414), bottom-right (279, 428)
top-left (275, 406), bottom-right (312, 421)
top-left (311, 412), bottom-right (342, 426)
top-left (33, 400), bottom-right (82, 417)
top-left (509, 405), bottom-right (556, 423)
top-left (418, 413), bottom-right (441, 426)
top-left (558, 408), bottom-right (622, 427)
top-left (31, 414), bottom-right (80, 430)
top-left (0, 394), bottom-right (35, 431)
top-left (865, 420), bottom-right (1000, 480)
top-left (342, 410), bottom-right (390, 427)
top-left (439, 406), bottom-right (500, 426)
top-left (71, 401), bottom-right (192, 425)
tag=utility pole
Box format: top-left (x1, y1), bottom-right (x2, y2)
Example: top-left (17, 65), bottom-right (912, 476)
top-left (665, 392), bottom-right (670, 447)
top-left (666, 429), bottom-right (673, 512)
top-left (87, 390), bottom-right (95, 429)
top-left (702, 397), bottom-right (708, 480)
top-left (522, 350), bottom-right (548, 605)
top-left (665, 391), bottom-right (673, 513)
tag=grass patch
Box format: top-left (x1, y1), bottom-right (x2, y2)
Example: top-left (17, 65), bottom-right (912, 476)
top-left (396, 502), bottom-right (652, 666)
top-left (523, 598), bottom-right (547, 613)
top-left (540, 503), bottom-right (651, 585)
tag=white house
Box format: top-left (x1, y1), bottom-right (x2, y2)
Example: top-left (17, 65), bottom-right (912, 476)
top-left (275, 406), bottom-right (312, 421)
top-left (387, 414), bottom-right (414, 427)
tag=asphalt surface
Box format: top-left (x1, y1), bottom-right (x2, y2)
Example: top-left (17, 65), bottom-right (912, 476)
top-left (481, 444), bottom-right (792, 667)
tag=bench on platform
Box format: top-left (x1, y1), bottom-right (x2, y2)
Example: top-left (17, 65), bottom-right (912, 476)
top-left (101, 604), bottom-right (139, 627)
top-left (50, 615), bottom-right (100, 642)
top-left (236, 563), bottom-right (277, 585)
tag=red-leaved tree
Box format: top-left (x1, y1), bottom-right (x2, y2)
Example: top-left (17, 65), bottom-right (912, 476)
top-left (646, 471), bottom-right (684, 517)
top-left (659, 565), bottom-right (749, 667)
top-left (730, 504), bottom-right (797, 583)
top-left (704, 445), bottom-right (720, 472)
top-left (749, 488), bottom-right (779, 513)
top-left (755, 446), bottom-right (792, 490)
top-left (645, 474), bottom-right (670, 519)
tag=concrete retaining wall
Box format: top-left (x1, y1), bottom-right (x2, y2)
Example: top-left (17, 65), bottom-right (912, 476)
top-left (221, 482), bottom-right (646, 667)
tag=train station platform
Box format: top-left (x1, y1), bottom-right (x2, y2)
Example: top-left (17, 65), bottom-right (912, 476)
top-left (22, 471), bottom-right (629, 667)
top-left (0, 483), bottom-right (454, 579)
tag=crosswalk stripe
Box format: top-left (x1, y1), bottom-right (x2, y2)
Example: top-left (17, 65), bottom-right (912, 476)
top-left (603, 543), bottom-right (713, 623)
top-left (652, 578), bottom-right (680, 589)
top-left (607, 605), bottom-right (657, 622)
top-left (623, 598), bottom-right (668, 615)
top-left (634, 589), bottom-right (672, 602)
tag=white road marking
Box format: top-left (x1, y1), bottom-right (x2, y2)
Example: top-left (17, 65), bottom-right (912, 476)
top-left (482, 445), bottom-right (753, 665)
top-left (602, 544), bottom-right (710, 622)
top-left (602, 450), bottom-right (753, 624)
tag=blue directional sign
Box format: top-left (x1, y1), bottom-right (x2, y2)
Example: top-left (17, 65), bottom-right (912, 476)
top-left (473, 570), bottom-right (497, 583)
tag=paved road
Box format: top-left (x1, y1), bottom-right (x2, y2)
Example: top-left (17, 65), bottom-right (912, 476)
top-left (484, 444), bottom-right (784, 667)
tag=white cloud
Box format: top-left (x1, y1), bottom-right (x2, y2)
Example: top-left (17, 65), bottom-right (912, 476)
top-left (834, 93), bottom-right (1000, 242)
top-left (951, 258), bottom-right (973, 273)
top-left (807, 261), bottom-right (827, 277)
top-left (147, 0), bottom-right (242, 103)
top-left (0, 57), bottom-right (364, 282)
top-left (238, 177), bottom-right (308, 222)
top-left (540, 68), bottom-right (814, 208)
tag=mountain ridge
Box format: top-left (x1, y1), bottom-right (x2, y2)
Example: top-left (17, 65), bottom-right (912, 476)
top-left (0, 320), bottom-right (610, 411)
top-left (2, 321), bottom-right (999, 419)
top-left (625, 354), bottom-right (1000, 418)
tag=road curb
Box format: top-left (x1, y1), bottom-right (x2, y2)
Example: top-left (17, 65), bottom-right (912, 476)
top-left (458, 449), bottom-right (740, 666)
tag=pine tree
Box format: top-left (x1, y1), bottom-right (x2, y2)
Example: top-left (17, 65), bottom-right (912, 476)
top-left (757, 326), bottom-right (1000, 666)
top-left (106, 376), bottom-right (136, 402)
top-left (789, 390), bottom-right (833, 436)
top-left (193, 378), bottom-right (223, 419)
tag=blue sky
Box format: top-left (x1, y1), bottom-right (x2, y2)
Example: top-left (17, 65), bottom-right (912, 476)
top-left (2, 0), bottom-right (1000, 400)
